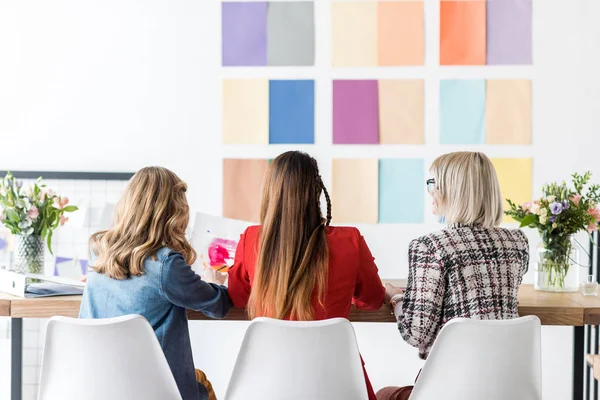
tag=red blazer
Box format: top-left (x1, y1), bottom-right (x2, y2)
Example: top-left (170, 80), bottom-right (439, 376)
top-left (228, 225), bottom-right (385, 400)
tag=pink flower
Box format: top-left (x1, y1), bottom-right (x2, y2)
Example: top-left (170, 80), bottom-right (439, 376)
top-left (522, 202), bottom-right (532, 212)
top-left (54, 197), bottom-right (69, 209)
top-left (589, 207), bottom-right (600, 222)
top-left (59, 215), bottom-right (69, 226)
top-left (570, 194), bottom-right (583, 207)
top-left (588, 221), bottom-right (598, 233)
top-left (0, 213), bottom-right (5, 222)
top-left (27, 206), bottom-right (39, 220)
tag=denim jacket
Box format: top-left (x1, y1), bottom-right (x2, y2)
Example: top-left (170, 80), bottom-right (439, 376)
top-left (79, 247), bottom-right (232, 400)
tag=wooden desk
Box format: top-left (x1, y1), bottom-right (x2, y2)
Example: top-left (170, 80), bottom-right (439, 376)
top-left (4, 282), bottom-right (599, 400)
top-left (4, 282), bottom-right (600, 326)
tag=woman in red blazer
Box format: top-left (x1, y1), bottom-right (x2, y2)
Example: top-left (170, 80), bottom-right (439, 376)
top-left (228, 151), bottom-right (385, 400)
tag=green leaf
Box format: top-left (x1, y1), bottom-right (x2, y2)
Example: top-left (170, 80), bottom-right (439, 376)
top-left (41, 224), bottom-right (47, 240)
top-left (6, 209), bottom-right (19, 223)
top-left (62, 205), bottom-right (78, 213)
top-left (519, 214), bottom-right (537, 228)
top-left (46, 230), bottom-right (54, 255)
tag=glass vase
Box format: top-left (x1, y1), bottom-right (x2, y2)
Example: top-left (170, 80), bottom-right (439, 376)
top-left (12, 235), bottom-right (44, 275)
top-left (535, 235), bottom-right (580, 292)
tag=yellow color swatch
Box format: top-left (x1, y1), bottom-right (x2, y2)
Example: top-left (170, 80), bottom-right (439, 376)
top-left (378, 2), bottom-right (424, 66)
top-left (332, 2), bottom-right (377, 67)
top-left (492, 158), bottom-right (533, 223)
top-left (222, 79), bottom-right (269, 144)
top-left (332, 159), bottom-right (378, 223)
top-left (486, 80), bottom-right (532, 145)
top-left (378, 80), bottom-right (425, 144)
top-left (223, 159), bottom-right (269, 222)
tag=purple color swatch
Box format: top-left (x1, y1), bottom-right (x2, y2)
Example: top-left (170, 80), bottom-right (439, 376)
top-left (333, 80), bottom-right (379, 144)
top-left (80, 260), bottom-right (89, 275)
top-left (222, 2), bottom-right (268, 66)
top-left (487, 0), bottom-right (533, 65)
top-left (53, 256), bottom-right (73, 276)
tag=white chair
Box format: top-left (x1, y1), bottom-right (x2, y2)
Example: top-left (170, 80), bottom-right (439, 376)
top-left (38, 315), bottom-right (182, 400)
top-left (410, 316), bottom-right (542, 400)
top-left (225, 317), bottom-right (369, 400)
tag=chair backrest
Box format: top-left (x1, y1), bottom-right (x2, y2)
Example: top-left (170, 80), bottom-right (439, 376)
top-left (410, 316), bottom-right (542, 400)
top-left (225, 317), bottom-right (369, 400)
top-left (38, 315), bottom-right (182, 400)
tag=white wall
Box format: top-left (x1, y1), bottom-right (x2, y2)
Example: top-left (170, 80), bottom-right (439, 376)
top-left (1, 0), bottom-right (600, 398)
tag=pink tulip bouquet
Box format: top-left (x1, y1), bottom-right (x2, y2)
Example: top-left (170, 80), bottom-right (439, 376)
top-left (0, 172), bottom-right (78, 270)
top-left (506, 172), bottom-right (600, 290)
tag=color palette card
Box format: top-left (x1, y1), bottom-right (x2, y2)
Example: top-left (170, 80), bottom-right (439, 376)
top-left (223, 79), bottom-right (315, 144)
top-left (222, 2), bottom-right (315, 66)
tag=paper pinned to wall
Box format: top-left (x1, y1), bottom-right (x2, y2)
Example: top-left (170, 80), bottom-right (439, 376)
top-left (269, 80), bottom-right (314, 144)
top-left (331, 2), bottom-right (377, 67)
top-left (378, 80), bottom-right (425, 144)
top-left (378, 1), bottom-right (424, 66)
top-left (440, 0), bottom-right (486, 65)
top-left (333, 80), bottom-right (379, 144)
top-left (486, 80), bottom-right (532, 145)
top-left (222, 79), bottom-right (269, 144)
top-left (332, 159), bottom-right (378, 224)
top-left (267, 2), bottom-right (315, 66)
top-left (439, 80), bottom-right (486, 144)
top-left (492, 158), bottom-right (533, 223)
top-left (223, 159), bottom-right (269, 222)
top-left (379, 159), bottom-right (425, 223)
top-left (222, 2), bottom-right (267, 66)
top-left (487, 0), bottom-right (532, 65)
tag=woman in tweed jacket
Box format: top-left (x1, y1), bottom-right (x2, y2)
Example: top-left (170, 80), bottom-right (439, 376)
top-left (377, 152), bottom-right (530, 400)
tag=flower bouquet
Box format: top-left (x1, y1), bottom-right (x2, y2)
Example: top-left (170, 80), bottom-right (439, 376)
top-left (505, 172), bottom-right (600, 292)
top-left (0, 172), bottom-right (78, 274)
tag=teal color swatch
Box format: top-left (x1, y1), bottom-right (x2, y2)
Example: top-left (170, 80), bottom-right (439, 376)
top-left (439, 80), bottom-right (486, 144)
top-left (378, 159), bottom-right (425, 223)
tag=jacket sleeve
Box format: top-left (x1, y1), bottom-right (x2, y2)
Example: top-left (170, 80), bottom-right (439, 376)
top-left (160, 251), bottom-right (232, 319)
top-left (227, 229), bottom-right (252, 308)
top-left (353, 231), bottom-right (385, 310)
top-left (399, 238), bottom-right (445, 356)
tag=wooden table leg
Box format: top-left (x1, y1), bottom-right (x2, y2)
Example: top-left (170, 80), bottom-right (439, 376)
top-left (11, 318), bottom-right (22, 400)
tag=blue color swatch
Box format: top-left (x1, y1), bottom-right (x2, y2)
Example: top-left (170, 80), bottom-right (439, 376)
top-left (379, 159), bottom-right (425, 223)
top-left (269, 80), bottom-right (315, 144)
top-left (440, 80), bottom-right (486, 144)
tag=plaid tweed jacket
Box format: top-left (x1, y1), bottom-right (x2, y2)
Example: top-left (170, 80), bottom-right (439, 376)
top-left (398, 223), bottom-right (530, 359)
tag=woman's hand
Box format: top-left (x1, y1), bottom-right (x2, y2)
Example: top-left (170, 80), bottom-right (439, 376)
top-left (201, 267), bottom-right (228, 286)
top-left (384, 283), bottom-right (405, 305)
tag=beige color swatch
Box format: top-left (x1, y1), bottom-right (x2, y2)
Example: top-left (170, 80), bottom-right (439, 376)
top-left (331, 2), bottom-right (377, 67)
top-left (379, 80), bottom-right (425, 144)
top-left (486, 80), bottom-right (532, 145)
top-left (378, 2), bottom-right (424, 66)
top-left (332, 159), bottom-right (378, 224)
top-left (222, 79), bottom-right (269, 144)
top-left (491, 158), bottom-right (533, 223)
top-left (223, 159), bottom-right (269, 222)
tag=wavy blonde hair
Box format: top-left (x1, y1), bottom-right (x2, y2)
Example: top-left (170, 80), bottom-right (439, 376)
top-left (248, 151), bottom-right (331, 321)
top-left (431, 151), bottom-right (503, 228)
top-left (89, 167), bottom-right (196, 279)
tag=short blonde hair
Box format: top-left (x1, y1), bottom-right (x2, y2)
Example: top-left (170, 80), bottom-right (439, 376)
top-left (431, 152), bottom-right (503, 228)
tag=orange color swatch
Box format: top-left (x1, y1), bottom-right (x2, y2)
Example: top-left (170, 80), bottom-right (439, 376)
top-left (440, 1), bottom-right (486, 65)
top-left (223, 159), bottom-right (269, 222)
top-left (378, 2), bottom-right (424, 66)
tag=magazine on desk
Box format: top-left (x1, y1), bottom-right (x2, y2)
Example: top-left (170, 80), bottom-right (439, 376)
top-left (0, 268), bottom-right (84, 298)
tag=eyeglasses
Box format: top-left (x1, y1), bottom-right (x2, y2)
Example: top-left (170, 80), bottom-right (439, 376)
top-left (426, 178), bottom-right (436, 194)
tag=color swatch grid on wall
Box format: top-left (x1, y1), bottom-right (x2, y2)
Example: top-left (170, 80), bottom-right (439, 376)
top-left (222, 79), bottom-right (315, 144)
top-left (222, 2), bottom-right (315, 66)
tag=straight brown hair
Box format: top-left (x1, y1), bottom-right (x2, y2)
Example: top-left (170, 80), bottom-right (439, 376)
top-left (248, 151), bottom-right (332, 320)
top-left (89, 167), bottom-right (196, 279)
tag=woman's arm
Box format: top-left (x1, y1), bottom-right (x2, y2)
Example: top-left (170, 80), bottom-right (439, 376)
top-left (226, 230), bottom-right (251, 308)
top-left (353, 232), bottom-right (386, 310)
top-left (398, 238), bottom-right (445, 355)
top-left (160, 252), bottom-right (232, 319)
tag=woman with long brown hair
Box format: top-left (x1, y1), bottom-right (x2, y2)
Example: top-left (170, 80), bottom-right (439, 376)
top-left (80, 167), bottom-right (231, 400)
top-left (228, 151), bottom-right (385, 400)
